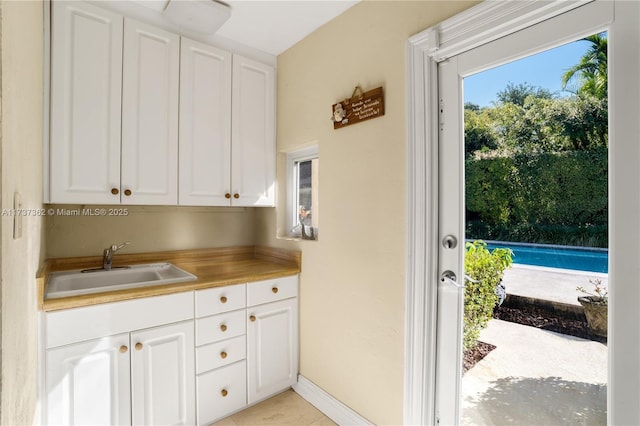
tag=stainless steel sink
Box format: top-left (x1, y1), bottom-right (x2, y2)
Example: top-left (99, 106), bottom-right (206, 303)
top-left (46, 263), bottom-right (197, 299)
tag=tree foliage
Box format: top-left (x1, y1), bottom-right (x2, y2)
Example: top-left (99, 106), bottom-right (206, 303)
top-left (496, 82), bottom-right (553, 107)
top-left (562, 33), bottom-right (608, 99)
top-left (465, 88), bottom-right (607, 157)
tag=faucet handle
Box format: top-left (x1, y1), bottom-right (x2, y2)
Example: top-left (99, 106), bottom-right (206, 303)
top-left (111, 241), bottom-right (131, 252)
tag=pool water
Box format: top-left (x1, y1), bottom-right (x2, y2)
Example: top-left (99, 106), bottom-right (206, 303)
top-left (483, 241), bottom-right (608, 273)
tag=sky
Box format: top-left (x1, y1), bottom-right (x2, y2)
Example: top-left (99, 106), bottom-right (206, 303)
top-left (464, 39), bottom-right (593, 107)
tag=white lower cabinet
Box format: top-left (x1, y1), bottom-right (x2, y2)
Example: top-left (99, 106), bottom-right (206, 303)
top-left (247, 297), bottom-right (299, 404)
top-left (44, 293), bottom-right (195, 426)
top-left (131, 322), bottom-right (195, 425)
top-left (194, 275), bottom-right (299, 424)
top-left (45, 333), bottom-right (131, 425)
top-left (43, 277), bottom-right (298, 426)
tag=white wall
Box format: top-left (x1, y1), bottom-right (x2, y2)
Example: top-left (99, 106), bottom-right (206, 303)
top-left (256, 1), bottom-right (477, 424)
top-left (0, 1), bottom-right (45, 424)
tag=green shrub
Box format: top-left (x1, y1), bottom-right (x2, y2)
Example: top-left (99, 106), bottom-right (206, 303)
top-left (465, 148), bottom-right (608, 247)
top-left (464, 241), bottom-right (513, 350)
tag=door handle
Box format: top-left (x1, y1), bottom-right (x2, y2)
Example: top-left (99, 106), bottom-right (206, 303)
top-left (441, 270), bottom-right (464, 288)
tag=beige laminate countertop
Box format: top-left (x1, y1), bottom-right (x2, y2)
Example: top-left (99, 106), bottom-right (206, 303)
top-left (38, 246), bottom-right (301, 312)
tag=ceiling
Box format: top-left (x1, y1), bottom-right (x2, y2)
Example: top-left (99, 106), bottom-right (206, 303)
top-left (133, 0), bottom-right (359, 56)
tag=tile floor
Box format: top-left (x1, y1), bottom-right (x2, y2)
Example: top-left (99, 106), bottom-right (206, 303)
top-left (212, 389), bottom-right (337, 426)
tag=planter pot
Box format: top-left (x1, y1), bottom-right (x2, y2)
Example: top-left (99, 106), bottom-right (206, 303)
top-left (577, 296), bottom-right (608, 338)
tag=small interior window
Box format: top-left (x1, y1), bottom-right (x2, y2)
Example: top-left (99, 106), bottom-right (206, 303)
top-left (286, 146), bottom-right (319, 240)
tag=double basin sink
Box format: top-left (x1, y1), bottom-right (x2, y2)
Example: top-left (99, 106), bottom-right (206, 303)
top-left (46, 263), bottom-right (197, 299)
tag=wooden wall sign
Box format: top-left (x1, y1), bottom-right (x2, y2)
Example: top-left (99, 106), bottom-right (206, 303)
top-left (331, 86), bottom-right (384, 129)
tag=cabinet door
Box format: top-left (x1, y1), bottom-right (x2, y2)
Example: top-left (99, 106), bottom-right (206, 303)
top-left (247, 298), bottom-right (298, 404)
top-left (179, 38), bottom-right (232, 206)
top-left (131, 321), bottom-right (195, 426)
top-left (50, 1), bottom-right (122, 204)
top-left (122, 18), bottom-right (179, 205)
top-left (45, 334), bottom-right (131, 425)
top-left (231, 55), bottom-right (276, 207)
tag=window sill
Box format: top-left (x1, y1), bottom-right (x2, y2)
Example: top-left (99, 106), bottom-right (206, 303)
top-left (276, 234), bottom-right (318, 242)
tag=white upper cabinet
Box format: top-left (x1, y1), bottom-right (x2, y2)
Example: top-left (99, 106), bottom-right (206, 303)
top-left (48, 2), bottom-right (275, 207)
top-left (122, 19), bottom-right (180, 205)
top-left (179, 37), bottom-right (232, 206)
top-left (50, 1), bottom-right (123, 204)
top-left (231, 55), bottom-right (276, 207)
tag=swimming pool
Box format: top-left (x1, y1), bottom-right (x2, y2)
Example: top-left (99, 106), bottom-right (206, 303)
top-left (483, 240), bottom-right (608, 273)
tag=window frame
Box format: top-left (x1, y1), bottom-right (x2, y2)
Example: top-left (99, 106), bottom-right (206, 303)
top-left (286, 145), bottom-right (319, 239)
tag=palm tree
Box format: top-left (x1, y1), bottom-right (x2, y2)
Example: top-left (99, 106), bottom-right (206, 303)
top-left (561, 33), bottom-right (608, 99)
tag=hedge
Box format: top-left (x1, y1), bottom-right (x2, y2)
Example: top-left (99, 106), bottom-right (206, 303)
top-left (466, 148), bottom-right (607, 247)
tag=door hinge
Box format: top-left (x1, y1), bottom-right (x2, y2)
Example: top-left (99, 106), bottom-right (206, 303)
top-left (439, 99), bottom-right (445, 126)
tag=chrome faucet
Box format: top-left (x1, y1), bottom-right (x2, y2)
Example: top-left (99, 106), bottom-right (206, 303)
top-left (103, 241), bottom-right (131, 270)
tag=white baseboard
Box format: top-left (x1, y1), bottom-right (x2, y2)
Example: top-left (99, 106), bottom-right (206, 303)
top-left (292, 375), bottom-right (373, 426)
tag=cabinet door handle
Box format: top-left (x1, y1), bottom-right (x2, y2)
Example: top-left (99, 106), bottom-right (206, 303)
top-left (124, 189), bottom-right (132, 196)
top-left (135, 342), bottom-right (143, 351)
top-left (221, 389), bottom-right (228, 397)
top-left (220, 296), bottom-right (228, 303)
top-left (111, 188), bottom-right (119, 195)
top-left (220, 324), bottom-right (227, 332)
top-left (233, 193), bottom-right (240, 199)
top-left (119, 345), bottom-right (128, 353)
top-left (249, 315), bottom-right (256, 322)
top-left (220, 351), bottom-right (227, 359)
top-left (272, 287), bottom-right (279, 294)
top-left (225, 193), bottom-right (231, 199)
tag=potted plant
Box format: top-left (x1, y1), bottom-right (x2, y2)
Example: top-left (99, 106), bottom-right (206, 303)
top-left (576, 278), bottom-right (608, 338)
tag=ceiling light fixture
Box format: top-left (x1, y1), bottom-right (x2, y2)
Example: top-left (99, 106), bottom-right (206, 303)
top-left (163, 0), bottom-right (231, 35)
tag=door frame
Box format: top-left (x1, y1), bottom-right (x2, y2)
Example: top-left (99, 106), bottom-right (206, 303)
top-left (405, 0), bottom-right (640, 424)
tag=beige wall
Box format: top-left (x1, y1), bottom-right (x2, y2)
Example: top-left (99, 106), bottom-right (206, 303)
top-left (0, 1), bottom-right (45, 424)
top-left (256, 1), bottom-right (475, 424)
top-left (46, 206), bottom-right (258, 258)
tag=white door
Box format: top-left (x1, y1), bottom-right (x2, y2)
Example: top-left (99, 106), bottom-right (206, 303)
top-left (231, 55), bottom-right (276, 207)
top-left (179, 37), bottom-right (232, 206)
top-left (247, 298), bottom-right (298, 403)
top-left (50, 1), bottom-right (122, 204)
top-left (121, 18), bottom-right (179, 205)
top-left (45, 334), bottom-right (131, 425)
top-left (130, 321), bottom-right (195, 426)
top-left (435, 2), bottom-right (615, 424)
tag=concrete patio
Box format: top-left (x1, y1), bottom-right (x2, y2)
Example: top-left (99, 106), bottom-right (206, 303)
top-left (461, 265), bottom-right (608, 425)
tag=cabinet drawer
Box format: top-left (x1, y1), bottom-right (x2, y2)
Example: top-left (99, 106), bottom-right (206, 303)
top-left (196, 335), bottom-right (245, 374)
top-left (197, 360), bottom-right (246, 426)
top-left (195, 284), bottom-right (245, 317)
top-left (247, 275), bottom-right (298, 307)
top-left (196, 309), bottom-right (245, 346)
top-left (45, 291), bottom-right (194, 348)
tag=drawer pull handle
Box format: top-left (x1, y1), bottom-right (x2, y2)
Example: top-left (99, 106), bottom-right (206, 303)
top-left (220, 324), bottom-right (227, 332)
top-left (272, 287), bottom-right (279, 294)
top-left (249, 315), bottom-right (256, 322)
top-left (221, 389), bottom-right (228, 397)
top-left (119, 345), bottom-right (128, 353)
top-left (220, 296), bottom-right (228, 303)
top-left (135, 343), bottom-right (143, 351)
top-left (220, 351), bottom-right (228, 359)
